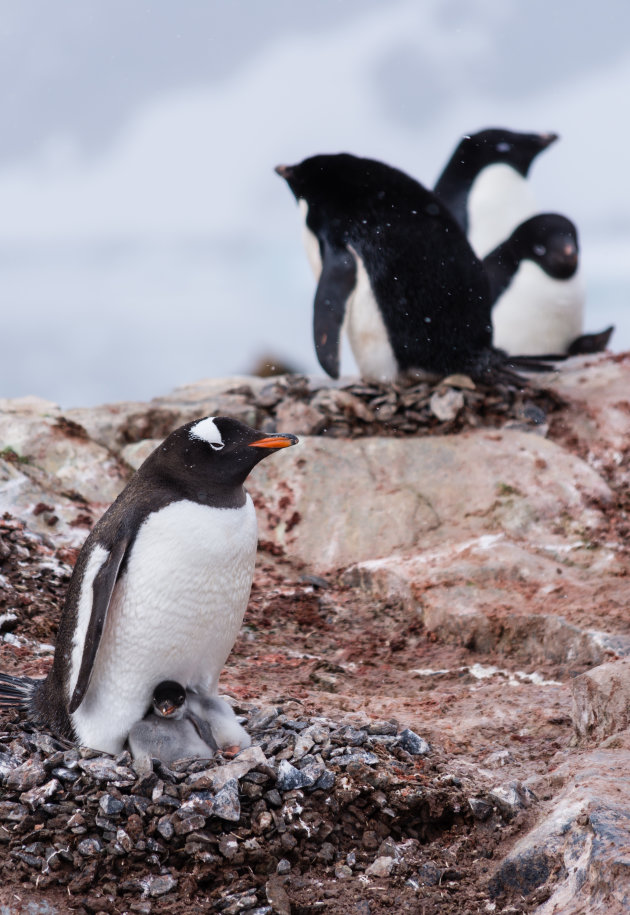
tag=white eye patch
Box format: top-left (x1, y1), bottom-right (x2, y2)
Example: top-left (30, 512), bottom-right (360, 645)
top-left (189, 417), bottom-right (224, 450)
top-left (533, 244), bottom-right (547, 256)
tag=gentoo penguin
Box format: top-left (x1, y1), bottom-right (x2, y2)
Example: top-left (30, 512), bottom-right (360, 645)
top-left (0, 417), bottom-right (298, 754)
top-left (127, 680), bottom-right (218, 767)
top-left (275, 152), bottom-right (556, 385)
top-left (484, 213), bottom-right (613, 355)
top-left (433, 128), bottom-right (558, 257)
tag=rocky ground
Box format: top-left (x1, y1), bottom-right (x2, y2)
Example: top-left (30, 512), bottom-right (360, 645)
top-left (0, 353), bottom-right (629, 914)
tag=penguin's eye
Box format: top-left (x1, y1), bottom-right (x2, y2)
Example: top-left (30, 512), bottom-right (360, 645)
top-left (496, 142), bottom-right (511, 153)
top-left (533, 244), bottom-right (546, 256)
top-left (209, 442), bottom-right (224, 451)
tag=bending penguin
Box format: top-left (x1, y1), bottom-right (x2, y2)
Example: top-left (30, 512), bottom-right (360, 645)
top-left (128, 680), bottom-right (218, 768)
top-left (433, 128), bottom-right (558, 257)
top-left (0, 417), bottom-right (298, 755)
top-left (276, 152), bottom-right (557, 386)
top-left (484, 213), bottom-right (613, 356)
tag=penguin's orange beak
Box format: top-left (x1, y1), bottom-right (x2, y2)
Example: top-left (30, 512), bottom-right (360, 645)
top-left (249, 434), bottom-right (299, 449)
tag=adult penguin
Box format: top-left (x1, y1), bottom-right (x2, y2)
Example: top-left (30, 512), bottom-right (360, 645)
top-left (0, 417), bottom-right (298, 754)
top-left (276, 152), bottom-right (556, 385)
top-left (484, 212), bottom-right (613, 355)
top-left (434, 128), bottom-right (558, 256)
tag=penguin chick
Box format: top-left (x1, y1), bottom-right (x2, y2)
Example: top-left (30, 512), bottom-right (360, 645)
top-left (0, 417), bottom-right (298, 754)
top-left (276, 152), bottom-right (558, 386)
top-left (128, 680), bottom-right (217, 769)
top-left (185, 690), bottom-right (250, 757)
top-left (434, 128), bottom-right (558, 256)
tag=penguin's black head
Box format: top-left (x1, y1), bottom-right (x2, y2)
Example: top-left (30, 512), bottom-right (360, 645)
top-left (276, 153), bottom-right (424, 214)
top-left (509, 213), bottom-right (579, 279)
top-left (145, 416), bottom-right (299, 498)
top-left (153, 680), bottom-right (186, 717)
top-left (456, 128), bottom-right (558, 177)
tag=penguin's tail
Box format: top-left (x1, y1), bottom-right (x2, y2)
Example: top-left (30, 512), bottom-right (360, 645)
top-left (470, 348), bottom-right (565, 388)
top-left (0, 672), bottom-right (37, 711)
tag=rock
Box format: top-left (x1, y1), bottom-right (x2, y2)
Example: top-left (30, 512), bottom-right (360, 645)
top-left (265, 875), bottom-right (291, 915)
top-left (572, 658), bottom-right (630, 741)
top-left (187, 745), bottom-right (267, 792)
top-left (488, 781), bottom-right (535, 819)
top-left (490, 741), bottom-right (630, 912)
top-left (250, 431), bottom-right (610, 572)
top-left (78, 758), bottom-right (136, 785)
top-left (146, 874), bottom-right (178, 897)
top-left (274, 400), bottom-right (326, 435)
top-left (212, 778), bottom-right (241, 822)
top-left (5, 757), bottom-right (47, 791)
top-left (276, 858), bottom-right (291, 875)
top-left (20, 777), bottom-right (61, 810)
top-left (397, 729), bottom-right (430, 756)
top-left (335, 864), bottom-right (353, 879)
top-left (77, 837), bottom-right (103, 857)
top-left (99, 794), bottom-right (125, 816)
top-left (275, 759), bottom-right (310, 791)
top-left (366, 855), bottom-right (395, 877)
top-left (468, 797), bottom-right (493, 821)
top-left (429, 388), bottom-right (464, 421)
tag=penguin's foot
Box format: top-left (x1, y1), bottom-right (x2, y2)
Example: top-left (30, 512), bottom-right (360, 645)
top-left (220, 744), bottom-right (242, 759)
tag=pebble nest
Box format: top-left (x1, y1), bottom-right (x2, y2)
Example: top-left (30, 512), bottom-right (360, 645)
top-left (118, 373), bottom-right (567, 448)
top-left (0, 701), bottom-right (536, 914)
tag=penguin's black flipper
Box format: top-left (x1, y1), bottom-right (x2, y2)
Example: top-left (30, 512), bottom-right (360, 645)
top-left (313, 242), bottom-right (357, 379)
top-left (567, 326), bottom-right (615, 356)
top-left (68, 535), bottom-right (130, 714)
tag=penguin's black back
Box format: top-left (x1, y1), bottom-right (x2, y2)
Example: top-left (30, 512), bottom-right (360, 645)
top-left (295, 153), bottom-right (493, 377)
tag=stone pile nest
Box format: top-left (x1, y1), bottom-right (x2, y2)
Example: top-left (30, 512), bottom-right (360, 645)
top-left (233, 374), bottom-right (565, 438)
top-left (115, 374), bottom-right (566, 448)
top-left (0, 703), bottom-right (532, 913)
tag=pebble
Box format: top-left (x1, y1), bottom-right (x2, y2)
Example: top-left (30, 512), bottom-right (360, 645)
top-left (366, 855), bottom-right (395, 877)
top-left (277, 858), bottom-right (291, 875)
top-left (335, 864), bottom-right (353, 879)
top-left (213, 778), bottom-right (241, 822)
top-left (20, 777), bottom-right (61, 810)
top-left (5, 757), bottom-right (47, 791)
top-left (147, 874), bottom-right (177, 897)
top-left (99, 793), bottom-right (125, 816)
top-left (276, 759), bottom-right (310, 791)
top-left (397, 729), bottom-right (430, 756)
top-left (77, 837), bottom-right (103, 856)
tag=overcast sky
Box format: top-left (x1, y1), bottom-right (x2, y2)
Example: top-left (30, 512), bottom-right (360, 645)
top-left (1, 1), bottom-right (628, 406)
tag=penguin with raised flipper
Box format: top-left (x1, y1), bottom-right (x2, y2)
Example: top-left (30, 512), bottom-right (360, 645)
top-left (434, 128), bottom-right (558, 256)
top-left (483, 213), bottom-right (613, 355)
top-left (0, 417), bottom-right (298, 754)
top-left (276, 152), bottom-right (558, 386)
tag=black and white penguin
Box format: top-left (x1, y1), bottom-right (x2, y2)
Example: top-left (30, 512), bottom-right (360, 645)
top-left (433, 128), bottom-right (558, 257)
top-left (127, 680), bottom-right (219, 767)
top-left (0, 417), bottom-right (298, 754)
top-left (484, 213), bottom-right (613, 356)
top-left (276, 152), bottom-right (555, 385)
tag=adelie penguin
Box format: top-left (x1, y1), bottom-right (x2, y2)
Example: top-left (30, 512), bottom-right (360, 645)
top-left (434, 128), bottom-right (558, 257)
top-left (0, 417), bottom-right (298, 754)
top-left (276, 152), bottom-right (557, 385)
top-left (484, 213), bottom-right (614, 356)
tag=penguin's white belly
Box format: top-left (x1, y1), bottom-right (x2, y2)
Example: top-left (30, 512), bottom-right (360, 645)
top-left (299, 199), bottom-right (322, 278)
top-left (70, 497), bottom-right (258, 754)
top-left (492, 262), bottom-right (585, 355)
top-left (468, 165), bottom-right (538, 257)
top-left (345, 253), bottom-right (399, 383)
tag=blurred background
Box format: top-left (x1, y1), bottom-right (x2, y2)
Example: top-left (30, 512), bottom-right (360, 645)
top-left (1, 0), bottom-right (628, 407)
